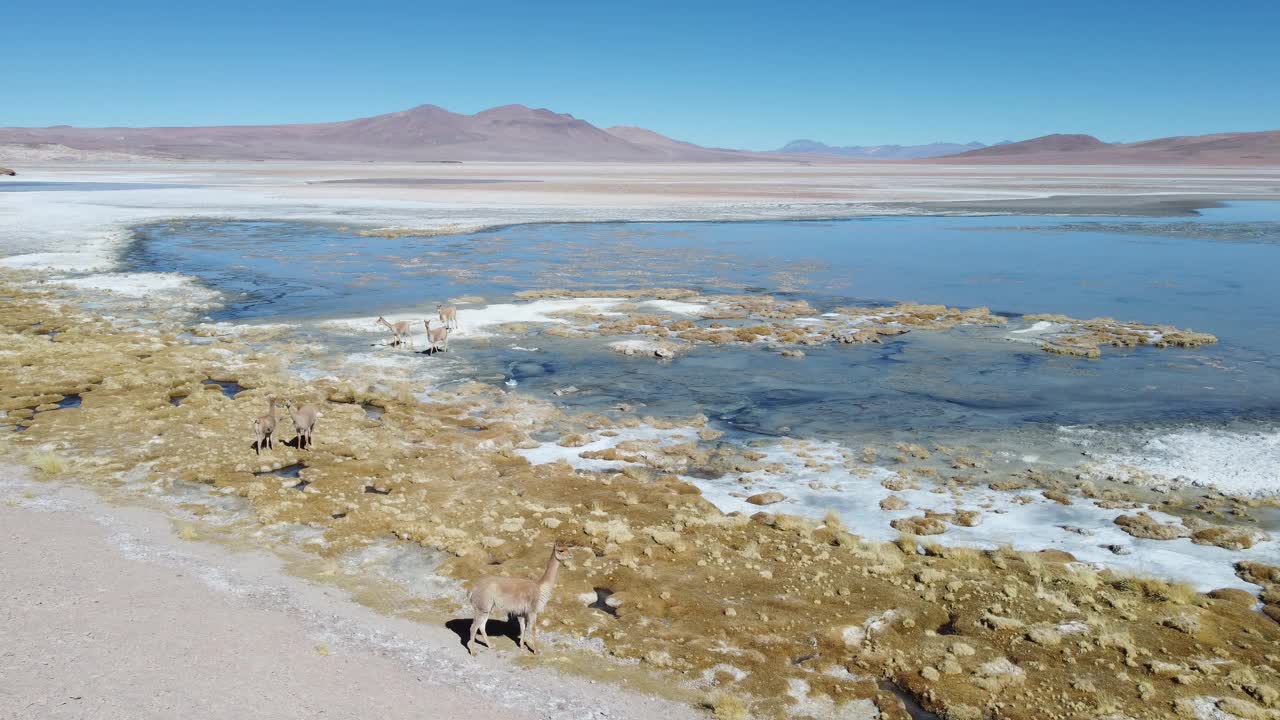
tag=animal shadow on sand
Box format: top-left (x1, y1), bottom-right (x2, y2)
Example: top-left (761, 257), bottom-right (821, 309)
top-left (445, 617), bottom-right (521, 652)
top-left (281, 435), bottom-right (309, 450)
top-left (249, 435), bottom-right (308, 453)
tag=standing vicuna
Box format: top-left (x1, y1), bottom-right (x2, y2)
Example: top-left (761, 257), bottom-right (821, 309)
top-left (284, 400), bottom-right (320, 450)
top-left (376, 315), bottom-right (414, 348)
top-left (467, 541), bottom-right (572, 656)
top-left (423, 319), bottom-right (450, 354)
top-left (436, 303), bottom-right (458, 330)
top-left (252, 397), bottom-right (281, 454)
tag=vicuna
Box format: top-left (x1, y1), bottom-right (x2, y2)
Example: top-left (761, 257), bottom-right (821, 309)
top-left (376, 315), bottom-right (413, 347)
top-left (467, 542), bottom-right (571, 655)
top-left (252, 397), bottom-right (280, 454)
top-left (423, 319), bottom-right (450, 354)
top-left (284, 400), bottom-right (319, 450)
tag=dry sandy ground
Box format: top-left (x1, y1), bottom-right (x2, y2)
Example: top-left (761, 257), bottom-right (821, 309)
top-left (0, 469), bottom-right (701, 720)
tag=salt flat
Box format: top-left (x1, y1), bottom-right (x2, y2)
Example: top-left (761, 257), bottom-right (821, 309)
top-left (4, 160), bottom-right (1278, 272)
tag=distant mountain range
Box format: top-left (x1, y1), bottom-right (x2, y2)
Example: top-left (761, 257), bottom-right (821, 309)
top-left (772, 139), bottom-right (995, 159)
top-left (1, 104), bottom-right (1277, 164)
top-left (936, 131), bottom-right (1280, 164)
top-left (0, 104), bottom-right (755, 162)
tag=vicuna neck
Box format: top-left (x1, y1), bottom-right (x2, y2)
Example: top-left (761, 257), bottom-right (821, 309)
top-left (539, 548), bottom-right (561, 588)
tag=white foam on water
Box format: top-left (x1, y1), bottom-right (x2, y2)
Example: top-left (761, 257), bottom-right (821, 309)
top-left (54, 271), bottom-right (218, 300)
top-left (1010, 320), bottom-right (1057, 335)
top-left (1069, 425), bottom-right (1280, 498)
top-left (320, 297), bottom-right (628, 340)
top-left (640, 299), bottom-right (707, 315)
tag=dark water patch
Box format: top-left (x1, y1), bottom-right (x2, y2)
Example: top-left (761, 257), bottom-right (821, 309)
top-left (362, 403), bottom-right (384, 421)
top-left (331, 511), bottom-right (347, 519)
top-left (508, 360), bottom-right (557, 380)
top-left (203, 379), bottom-right (243, 398)
top-left (364, 485), bottom-right (390, 495)
top-left (293, 479), bottom-right (311, 491)
top-left (55, 394), bottom-right (82, 409)
top-left (169, 394), bottom-right (186, 406)
top-left (589, 588), bottom-right (619, 617)
top-left (877, 679), bottom-right (942, 720)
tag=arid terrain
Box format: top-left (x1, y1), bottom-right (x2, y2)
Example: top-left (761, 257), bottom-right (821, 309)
top-left (4, 161), bottom-right (1280, 720)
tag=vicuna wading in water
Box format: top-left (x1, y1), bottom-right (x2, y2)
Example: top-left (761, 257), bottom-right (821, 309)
top-left (423, 319), bottom-right (450, 354)
top-left (375, 315), bottom-right (413, 347)
top-left (284, 400), bottom-right (319, 450)
top-left (436, 303), bottom-right (458, 330)
top-left (467, 542), bottom-right (572, 655)
top-left (252, 397), bottom-right (280, 454)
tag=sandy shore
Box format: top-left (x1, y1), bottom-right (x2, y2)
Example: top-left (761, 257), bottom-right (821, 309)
top-left (0, 466), bottom-right (700, 720)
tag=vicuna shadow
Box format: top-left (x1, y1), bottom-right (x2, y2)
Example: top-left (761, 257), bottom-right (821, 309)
top-left (444, 617), bottom-right (521, 652)
top-left (281, 435), bottom-right (308, 450)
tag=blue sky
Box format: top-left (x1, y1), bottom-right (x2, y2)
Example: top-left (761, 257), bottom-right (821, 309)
top-left (4, 0), bottom-right (1278, 149)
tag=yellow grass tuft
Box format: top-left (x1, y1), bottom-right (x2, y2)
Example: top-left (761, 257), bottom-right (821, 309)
top-left (175, 522), bottom-right (199, 541)
top-left (705, 692), bottom-right (750, 720)
top-left (895, 533), bottom-right (919, 555)
top-left (1061, 564), bottom-right (1101, 590)
top-left (823, 509), bottom-right (847, 532)
top-left (27, 451), bottom-right (68, 476)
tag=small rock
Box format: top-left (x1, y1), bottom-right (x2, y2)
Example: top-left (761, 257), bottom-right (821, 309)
top-left (880, 495), bottom-right (908, 511)
top-left (746, 491), bottom-right (786, 506)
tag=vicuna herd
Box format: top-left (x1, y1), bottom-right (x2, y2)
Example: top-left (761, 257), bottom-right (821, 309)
top-left (251, 397), bottom-right (320, 454)
top-left (377, 304), bottom-right (458, 353)
top-left (265, 302), bottom-right (577, 657)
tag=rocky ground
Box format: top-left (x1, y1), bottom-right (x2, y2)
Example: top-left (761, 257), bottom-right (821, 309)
top-left (4, 268), bottom-right (1279, 720)
top-left (4, 162), bottom-right (1280, 719)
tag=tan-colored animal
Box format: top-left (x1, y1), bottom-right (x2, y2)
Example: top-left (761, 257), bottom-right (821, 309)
top-left (284, 400), bottom-right (319, 450)
top-left (423, 319), bottom-right (450, 354)
top-left (467, 542), bottom-right (572, 655)
top-left (376, 315), bottom-right (413, 347)
top-left (436, 303), bottom-right (458, 330)
top-left (252, 397), bottom-right (281, 454)
top-left (0, 167), bottom-right (15, 177)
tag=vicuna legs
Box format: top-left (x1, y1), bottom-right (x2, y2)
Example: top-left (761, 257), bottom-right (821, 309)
top-left (469, 610), bottom-right (491, 656)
